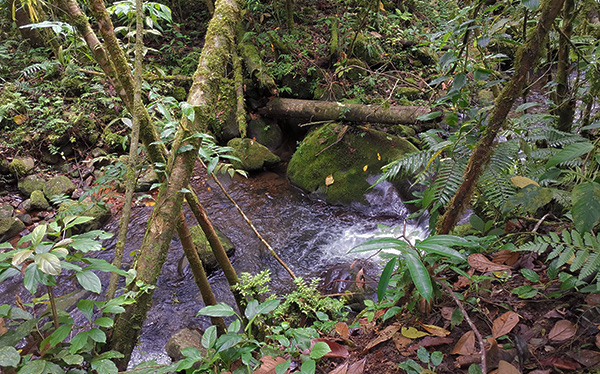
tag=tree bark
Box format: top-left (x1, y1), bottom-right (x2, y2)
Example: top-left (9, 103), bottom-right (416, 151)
top-left (437, 0), bottom-right (566, 234)
top-left (258, 97), bottom-right (431, 125)
top-left (109, 0), bottom-right (243, 367)
top-left (554, 0), bottom-right (575, 132)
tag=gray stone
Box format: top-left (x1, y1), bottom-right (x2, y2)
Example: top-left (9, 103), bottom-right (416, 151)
top-left (44, 176), bottom-right (76, 201)
top-left (165, 328), bottom-right (207, 362)
top-left (0, 217), bottom-right (25, 241)
top-left (18, 175), bottom-right (47, 197)
top-left (136, 169), bottom-right (159, 192)
top-left (17, 214), bottom-right (32, 226)
top-left (0, 205), bottom-right (14, 218)
top-left (9, 157), bottom-right (35, 177)
top-left (30, 190), bottom-right (50, 210)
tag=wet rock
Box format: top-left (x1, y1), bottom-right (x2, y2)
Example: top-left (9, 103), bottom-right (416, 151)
top-left (227, 138), bottom-right (280, 171)
top-left (18, 175), bottom-right (47, 197)
top-left (136, 169), bottom-right (159, 192)
top-left (0, 217), bottom-right (25, 242)
top-left (247, 118), bottom-right (283, 151)
top-left (44, 176), bottom-right (76, 201)
top-left (0, 204), bottom-right (14, 218)
top-left (57, 201), bottom-right (111, 233)
top-left (287, 122), bottom-right (418, 205)
top-left (30, 190), bottom-right (50, 210)
top-left (17, 213), bottom-right (32, 226)
top-left (186, 225), bottom-right (235, 272)
top-left (165, 328), bottom-right (207, 362)
top-left (9, 157), bottom-right (35, 177)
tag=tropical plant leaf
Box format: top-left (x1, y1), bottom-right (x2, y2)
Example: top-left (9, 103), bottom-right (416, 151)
top-left (378, 258), bottom-right (397, 301)
top-left (349, 237), bottom-right (407, 253)
top-left (546, 142), bottom-right (594, 169)
top-left (197, 302), bottom-right (236, 317)
top-left (403, 247), bottom-right (433, 301)
top-left (572, 182), bottom-right (600, 233)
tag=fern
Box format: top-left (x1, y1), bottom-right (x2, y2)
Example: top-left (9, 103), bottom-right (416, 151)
top-left (21, 60), bottom-right (59, 78)
top-left (518, 230), bottom-right (600, 290)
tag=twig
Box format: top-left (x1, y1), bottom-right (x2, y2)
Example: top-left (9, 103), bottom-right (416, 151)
top-left (202, 162), bottom-right (297, 279)
top-left (532, 212), bottom-right (551, 233)
top-left (437, 278), bottom-right (487, 374)
top-left (315, 125), bottom-right (348, 157)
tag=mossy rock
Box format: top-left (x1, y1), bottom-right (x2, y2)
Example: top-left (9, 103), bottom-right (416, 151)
top-left (18, 175), bottom-right (47, 197)
top-left (30, 190), bottom-right (50, 211)
top-left (0, 205), bottom-right (14, 218)
top-left (136, 169), bottom-right (159, 192)
top-left (44, 176), bottom-right (76, 200)
top-left (396, 87), bottom-right (423, 100)
top-left (351, 33), bottom-right (384, 66)
top-left (227, 138), bottom-right (281, 171)
top-left (287, 123), bottom-right (418, 205)
top-left (9, 157), bottom-right (35, 177)
top-left (189, 225), bottom-right (235, 271)
top-left (171, 86), bottom-right (188, 102)
top-left (0, 217), bottom-right (25, 242)
top-left (57, 201), bottom-right (111, 233)
top-left (411, 47), bottom-right (437, 66)
top-left (0, 158), bottom-right (9, 174)
top-left (339, 58), bottom-right (368, 81)
top-left (247, 118), bottom-right (283, 151)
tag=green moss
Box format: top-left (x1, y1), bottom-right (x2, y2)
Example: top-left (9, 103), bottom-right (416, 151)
top-left (227, 138), bottom-right (280, 171)
top-left (9, 157), bottom-right (35, 177)
top-left (189, 225), bottom-right (234, 271)
top-left (396, 87), bottom-right (422, 100)
top-left (30, 190), bottom-right (50, 210)
top-left (287, 123), bottom-right (418, 205)
top-left (18, 175), bottom-right (46, 197)
top-left (44, 175), bottom-right (75, 200)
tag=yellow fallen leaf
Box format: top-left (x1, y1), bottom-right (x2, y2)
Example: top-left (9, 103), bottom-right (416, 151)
top-left (13, 114), bottom-right (26, 125)
top-left (363, 165), bottom-right (368, 172)
top-left (144, 201), bottom-right (155, 207)
top-left (510, 176), bottom-right (539, 188)
top-left (377, 153), bottom-right (381, 161)
top-left (401, 326), bottom-right (429, 339)
top-left (325, 174), bottom-right (335, 186)
top-left (421, 324), bottom-right (450, 337)
top-left (379, 0), bottom-right (385, 11)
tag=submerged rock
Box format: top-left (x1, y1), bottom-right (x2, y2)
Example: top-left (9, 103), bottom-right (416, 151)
top-left (287, 123), bottom-right (418, 205)
top-left (227, 138), bottom-right (280, 171)
top-left (186, 225), bottom-right (235, 272)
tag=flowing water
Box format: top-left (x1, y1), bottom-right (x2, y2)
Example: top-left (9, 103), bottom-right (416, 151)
top-left (0, 167), bottom-right (426, 365)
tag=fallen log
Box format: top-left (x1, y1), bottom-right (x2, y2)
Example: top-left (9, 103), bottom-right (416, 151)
top-left (258, 97), bottom-right (431, 125)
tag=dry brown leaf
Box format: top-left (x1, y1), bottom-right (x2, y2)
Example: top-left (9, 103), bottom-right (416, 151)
top-left (566, 349), bottom-right (600, 367)
top-left (329, 362), bottom-right (348, 374)
top-left (441, 307), bottom-right (454, 321)
top-left (548, 320), bottom-right (577, 341)
top-left (0, 317), bottom-right (7, 336)
top-left (421, 324), bottom-right (451, 337)
top-left (419, 336), bottom-right (454, 347)
top-left (355, 268), bottom-right (365, 289)
top-left (312, 338), bottom-right (349, 359)
top-left (492, 250), bottom-right (520, 266)
top-left (498, 360), bottom-right (520, 374)
top-left (453, 276), bottom-right (472, 289)
top-left (543, 309), bottom-right (565, 319)
top-left (335, 322), bottom-right (350, 340)
top-left (451, 331), bottom-right (476, 355)
top-left (392, 334), bottom-right (413, 351)
top-left (492, 311), bottom-right (520, 338)
top-left (348, 358), bottom-right (366, 374)
top-left (468, 253), bottom-right (512, 272)
top-left (585, 293), bottom-right (600, 307)
top-left (539, 356), bottom-right (580, 370)
top-left (455, 354), bottom-right (480, 367)
top-left (253, 356), bottom-right (288, 374)
top-left (362, 324), bottom-right (401, 354)
top-left (528, 370), bottom-right (551, 374)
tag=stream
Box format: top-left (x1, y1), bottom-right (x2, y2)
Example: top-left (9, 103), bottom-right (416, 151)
top-left (1, 167), bottom-right (426, 365)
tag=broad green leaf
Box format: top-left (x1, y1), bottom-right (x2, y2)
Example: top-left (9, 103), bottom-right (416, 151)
top-left (0, 346), bottom-right (20, 367)
top-left (418, 235), bottom-right (472, 247)
top-left (378, 258), bottom-right (397, 301)
top-left (522, 0), bottom-right (539, 11)
top-left (69, 331), bottom-right (89, 354)
top-left (451, 73), bottom-right (467, 92)
top-left (202, 325), bottom-right (217, 349)
top-left (76, 270), bottom-right (102, 294)
top-left (253, 299), bottom-right (280, 317)
top-left (416, 111), bottom-right (442, 122)
top-left (197, 302), bottom-right (236, 317)
top-left (30, 224), bottom-right (47, 247)
top-left (546, 142), bottom-right (594, 169)
top-left (91, 358), bottom-right (118, 374)
top-left (503, 185), bottom-right (553, 214)
top-left (94, 317), bottom-right (114, 328)
top-left (24, 264), bottom-right (42, 294)
top-left (276, 359), bottom-right (291, 374)
top-left (310, 341), bottom-right (332, 359)
top-left (15, 359), bottom-right (63, 374)
top-left (414, 243), bottom-right (466, 261)
top-left (83, 258), bottom-right (127, 275)
top-left (88, 328), bottom-right (106, 343)
top-left (431, 351), bottom-right (444, 366)
top-left (216, 333), bottom-right (242, 352)
top-left (349, 237), bottom-right (407, 253)
top-left (403, 247), bottom-right (433, 302)
top-left (77, 299), bottom-right (94, 321)
top-left (515, 102), bottom-right (539, 113)
top-left (0, 267), bottom-right (20, 283)
top-left (521, 269), bottom-right (539, 283)
top-left (470, 215), bottom-right (485, 232)
top-left (49, 323), bottom-right (72, 346)
top-left (35, 252), bottom-right (61, 275)
top-left (12, 249), bottom-right (33, 267)
top-left (181, 347), bottom-right (204, 360)
top-left (572, 182), bottom-right (600, 233)
top-left (300, 359), bottom-right (316, 374)
top-left (61, 354), bottom-right (84, 365)
top-left (70, 238), bottom-right (102, 253)
top-left (416, 346), bottom-right (430, 363)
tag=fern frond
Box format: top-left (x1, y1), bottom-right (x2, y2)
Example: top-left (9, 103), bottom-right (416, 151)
top-left (432, 157), bottom-right (467, 207)
top-left (21, 60), bottom-right (58, 78)
top-left (377, 149), bottom-right (437, 185)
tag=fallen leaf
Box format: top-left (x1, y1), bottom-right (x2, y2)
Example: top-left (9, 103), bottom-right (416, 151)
top-left (419, 336), bottom-right (454, 347)
top-left (511, 175), bottom-right (539, 188)
top-left (355, 268), bottom-right (365, 289)
top-left (528, 370), bottom-right (551, 374)
top-left (451, 331), bottom-right (476, 355)
top-left (254, 356), bottom-right (288, 374)
top-left (539, 356), bottom-right (579, 370)
top-left (543, 309), bottom-right (566, 319)
top-left (566, 349), bottom-right (600, 367)
top-left (312, 338), bottom-right (349, 359)
top-left (329, 362), bottom-right (348, 374)
top-left (492, 250), bottom-right (520, 266)
top-left (13, 114), bottom-right (27, 125)
top-left (421, 324), bottom-right (451, 337)
top-left (347, 358), bottom-right (366, 374)
top-left (586, 293), bottom-right (600, 307)
top-left (441, 307), bottom-right (454, 321)
top-left (453, 275), bottom-right (472, 289)
top-left (335, 322), bottom-right (349, 340)
top-left (392, 334), bottom-right (412, 351)
top-left (548, 320), bottom-right (577, 341)
top-left (363, 165), bottom-right (368, 172)
top-left (455, 354), bottom-right (480, 367)
top-left (377, 153), bottom-right (381, 160)
top-left (362, 324), bottom-right (401, 353)
top-left (325, 174), bottom-right (335, 186)
top-left (468, 254), bottom-right (512, 272)
top-left (492, 311), bottom-right (520, 339)
top-left (0, 318), bottom-right (6, 336)
top-left (401, 326), bottom-right (429, 339)
top-left (497, 360), bottom-right (520, 374)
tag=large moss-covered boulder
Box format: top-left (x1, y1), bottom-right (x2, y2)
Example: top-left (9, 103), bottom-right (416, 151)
top-left (44, 176), bottom-right (76, 200)
top-left (57, 201), bottom-right (111, 233)
top-left (18, 175), bottom-right (47, 197)
top-left (0, 217), bottom-right (25, 242)
top-left (188, 224), bottom-right (234, 271)
top-left (30, 190), bottom-right (50, 211)
top-left (247, 118), bottom-right (283, 151)
top-left (287, 123), bottom-right (418, 205)
top-left (227, 138), bottom-right (280, 171)
top-left (9, 157), bottom-right (35, 177)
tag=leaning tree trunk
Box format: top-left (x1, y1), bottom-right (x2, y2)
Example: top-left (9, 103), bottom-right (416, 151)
top-left (258, 97), bottom-right (431, 125)
top-left (109, 0), bottom-right (242, 367)
top-left (437, 0), bottom-right (567, 234)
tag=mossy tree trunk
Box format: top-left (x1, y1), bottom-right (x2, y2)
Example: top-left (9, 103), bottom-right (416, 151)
top-left (554, 0), bottom-right (575, 132)
top-left (437, 0), bottom-right (566, 234)
top-left (109, 0), bottom-right (243, 367)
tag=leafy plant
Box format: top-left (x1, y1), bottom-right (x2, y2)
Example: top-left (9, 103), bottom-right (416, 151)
top-left (398, 346), bottom-right (443, 374)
